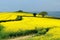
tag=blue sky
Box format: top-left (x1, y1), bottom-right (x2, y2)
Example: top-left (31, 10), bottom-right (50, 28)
top-left (0, 0), bottom-right (60, 12)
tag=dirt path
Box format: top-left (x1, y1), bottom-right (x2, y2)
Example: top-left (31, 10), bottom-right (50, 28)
top-left (7, 34), bottom-right (35, 40)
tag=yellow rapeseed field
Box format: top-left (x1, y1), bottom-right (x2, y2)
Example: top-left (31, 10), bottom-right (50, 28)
top-left (0, 12), bottom-right (60, 39)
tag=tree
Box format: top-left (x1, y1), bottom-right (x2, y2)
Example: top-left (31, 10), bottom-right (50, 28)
top-left (39, 11), bottom-right (48, 17)
top-left (33, 13), bottom-right (37, 17)
top-left (16, 10), bottom-right (23, 12)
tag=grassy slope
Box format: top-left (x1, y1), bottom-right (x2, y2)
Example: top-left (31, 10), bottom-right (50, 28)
top-left (0, 12), bottom-right (60, 40)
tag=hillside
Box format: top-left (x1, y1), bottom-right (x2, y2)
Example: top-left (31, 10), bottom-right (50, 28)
top-left (0, 12), bottom-right (60, 40)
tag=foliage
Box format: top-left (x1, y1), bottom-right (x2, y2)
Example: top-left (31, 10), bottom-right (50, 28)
top-left (35, 27), bottom-right (50, 36)
top-left (39, 11), bottom-right (48, 17)
top-left (0, 24), bottom-right (5, 38)
top-left (0, 26), bottom-right (50, 39)
top-left (8, 29), bottom-right (37, 38)
top-left (33, 13), bottom-right (37, 17)
top-left (0, 29), bottom-right (36, 38)
top-left (0, 24), bottom-right (4, 31)
top-left (16, 10), bottom-right (23, 12)
top-left (16, 16), bottom-right (22, 20)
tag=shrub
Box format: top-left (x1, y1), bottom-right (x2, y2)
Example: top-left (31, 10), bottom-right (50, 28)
top-left (33, 13), bottom-right (37, 17)
top-left (0, 24), bottom-right (4, 31)
top-left (16, 16), bottom-right (23, 20)
top-left (0, 24), bottom-right (5, 38)
top-left (35, 27), bottom-right (50, 36)
top-left (7, 29), bottom-right (37, 38)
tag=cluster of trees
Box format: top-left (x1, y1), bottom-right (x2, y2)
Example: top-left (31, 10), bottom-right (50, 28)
top-left (16, 10), bottom-right (23, 12)
top-left (16, 10), bottom-right (48, 17)
top-left (33, 11), bottom-right (48, 17)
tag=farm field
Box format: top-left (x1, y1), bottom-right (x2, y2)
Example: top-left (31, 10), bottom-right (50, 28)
top-left (0, 12), bottom-right (60, 40)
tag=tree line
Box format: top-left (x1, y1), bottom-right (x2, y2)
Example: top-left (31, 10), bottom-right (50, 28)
top-left (33, 11), bottom-right (48, 17)
top-left (16, 10), bottom-right (48, 17)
